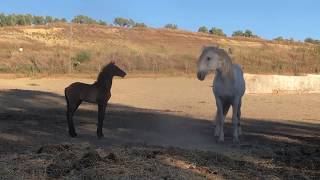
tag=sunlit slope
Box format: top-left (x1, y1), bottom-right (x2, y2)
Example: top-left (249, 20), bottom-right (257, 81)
top-left (0, 23), bottom-right (319, 75)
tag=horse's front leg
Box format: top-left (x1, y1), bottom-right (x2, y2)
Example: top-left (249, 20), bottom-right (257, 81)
top-left (97, 103), bottom-right (107, 138)
top-left (215, 97), bottom-right (224, 142)
top-left (232, 97), bottom-right (241, 144)
top-left (214, 113), bottom-right (220, 137)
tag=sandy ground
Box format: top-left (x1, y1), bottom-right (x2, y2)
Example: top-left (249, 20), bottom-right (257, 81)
top-left (0, 77), bottom-right (319, 179)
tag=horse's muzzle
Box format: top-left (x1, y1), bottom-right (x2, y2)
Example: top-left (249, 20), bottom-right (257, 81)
top-left (197, 71), bottom-right (206, 81)
top-left (120, 71), bottom-right (127, 78)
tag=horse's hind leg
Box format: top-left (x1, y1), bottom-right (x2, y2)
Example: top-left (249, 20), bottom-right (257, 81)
top-left (237, 99), bottom-right (242, 136)
top-left (67, 99), bottom-right (82, 137)
top-left (232, 97), bottom-right (241, 144)
top-left (67, 110), bottom-right (76, 137)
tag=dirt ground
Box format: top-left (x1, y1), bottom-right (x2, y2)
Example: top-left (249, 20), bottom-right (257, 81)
top-left (0, 77), bottom-right (319, 179)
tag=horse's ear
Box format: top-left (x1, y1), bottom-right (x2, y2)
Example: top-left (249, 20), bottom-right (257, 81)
top-left (110, 60), bottom-right (115, 64)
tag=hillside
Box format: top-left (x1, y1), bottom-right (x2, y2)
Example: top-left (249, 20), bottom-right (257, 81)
top-left (0, 23), bottom-right (319, 76)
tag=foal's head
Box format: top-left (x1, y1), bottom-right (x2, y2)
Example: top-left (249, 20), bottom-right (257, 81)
top-left (197, 46), bottom-right (232, 81)
top-left (97, 62), bottom-right (126, 84)
top-left (106, 62), bottom-right (127, 77)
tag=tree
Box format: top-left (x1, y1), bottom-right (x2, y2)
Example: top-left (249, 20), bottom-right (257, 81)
top-left (98, 20), bottom-right (107, 25)
top-left (274, 36), bottom-right (284, 41)
top-left (72, 15), bottom-right (97, 24)
top-left (243, 29), bottom-right (253, 37)
top-left (232, 29), bottom-right (258, 38)
top-left (45, 16), bottom-right (53, 24)
top-left (133, 22), bottom-right (147, 28)
top-left (209, 27), bottom-right (226, 36)
top-left (0, 13), bottom-right (7, 26)
top-left (15, 14), bottom-right (27, 25)
top-left (24, 14), bottom-right (33, 25)
top-left (305, 38), bottom-right (314, 43)
top-left (53, 18), bottom-right (65, 23)
top-left (0, 13), bottom-right (67, 26)
top-left (164, 23), bottom-right (178, 29)
top-left (128, 19), bottom-right (135, 27)
top-left (198, 26), bottom-right (208, 33)
top-left (6, 14), bottom-right (17, 26)
top-left (33, 16), bottom-right (45, 25)
top-left (288, 38), bottom-right (294, 42)
top-left (113, 17), bottom-right (134, 27)
top-left (60, 18), bottom-right (67, 22)
top-left (232, 30), bottom-right (244, 37)
top-left (304, 37), bottom-right (320, 45)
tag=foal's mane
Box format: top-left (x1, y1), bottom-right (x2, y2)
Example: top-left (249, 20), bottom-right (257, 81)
top-left (96, 62), bottom-right (114, 85)
top-left (204, 46), bottom-right (234, 80)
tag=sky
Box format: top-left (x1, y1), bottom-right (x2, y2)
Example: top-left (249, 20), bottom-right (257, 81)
top-left (0, 0), bottom-right (319, 40)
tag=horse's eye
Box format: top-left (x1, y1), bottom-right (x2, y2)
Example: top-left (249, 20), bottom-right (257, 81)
top-left (206, 57), bottom-right (211, 61)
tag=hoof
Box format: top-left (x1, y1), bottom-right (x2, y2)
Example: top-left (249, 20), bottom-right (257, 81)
top-left (238, 127), bottom-right (242, 136)
top-left (214, 131), bottom-right (219, 137)
top-left (214, 126), bottom-right (219, 137)
top-left (97, 133), bottom-right (104, 139)
top-left (216, 137), bottom-right (224, 143)
top-left (69, 131), bottom-right (77, 138)
top-left (216, 140), bottom-right (224, 144)
top-left (232, 142), bottom-right (240, 148)
top-left (232, 138), bottom-right (240, 145)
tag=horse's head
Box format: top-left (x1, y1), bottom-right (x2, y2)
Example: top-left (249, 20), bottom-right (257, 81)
top-left (197, 46), bottom-right (231, 81)
top-left (108, 62), bottom-right (127, 78)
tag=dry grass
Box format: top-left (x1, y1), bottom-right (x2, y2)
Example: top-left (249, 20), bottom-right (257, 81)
top-left (0, 24), bottom-right (319, 76)
top-left (1, 143), bottom-right (318, 179)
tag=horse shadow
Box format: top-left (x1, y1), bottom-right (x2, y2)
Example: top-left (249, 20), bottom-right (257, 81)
top-left (0, 89), bottom-right (319, 177)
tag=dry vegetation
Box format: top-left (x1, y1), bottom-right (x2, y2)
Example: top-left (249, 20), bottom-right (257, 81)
top-left (1, 143), bottom-right (319, 179)
top-left (0, 23), bottom-right (319, 76)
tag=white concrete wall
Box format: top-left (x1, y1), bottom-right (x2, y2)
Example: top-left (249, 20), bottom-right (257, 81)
top-left (244, 74), bottom-right (320, 94)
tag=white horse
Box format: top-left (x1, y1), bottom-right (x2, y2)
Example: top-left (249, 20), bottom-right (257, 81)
top-left (197, 46), bottom-right (245, 143)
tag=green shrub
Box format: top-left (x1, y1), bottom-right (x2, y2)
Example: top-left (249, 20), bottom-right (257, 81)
top-left (209, 27), bottom-right (226, 36)
top-left (133, 22), bottom-right (147, 28)
top-left (0, 65), bottom-right (10, 73)
top-left (198, 26), bottom-right (208, 33)
top-left (73, 51), bottom-right (91, 63)
top-left (113, 17), bottom-right (135, 27)
top-left (232, 29), bottom-right (259, 38)
top-left (274, 36), bottom-right (284, 41)
top-left (164, 24), bottom-right (178, 29)
top-left (72, 15), bottom-right (97, 24)
top-left (71, 51), bottom-right (91, 68)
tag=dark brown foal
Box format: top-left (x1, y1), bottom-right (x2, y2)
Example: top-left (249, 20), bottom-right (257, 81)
top-left (65, 62), bottom-right (126, 138)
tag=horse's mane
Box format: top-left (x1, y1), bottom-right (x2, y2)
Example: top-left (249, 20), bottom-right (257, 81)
top-left (96, 62), bottom-right (114, 84)
top-left (203, 46), bottom-right (234, 80)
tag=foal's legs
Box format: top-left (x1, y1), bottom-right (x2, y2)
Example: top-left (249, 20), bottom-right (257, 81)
top-left (67, 100), bottom-right (81, 137)
top-left (232, 97), bottom-right (241, 143)
top-left (97, 103), bottom-right (107, 138)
